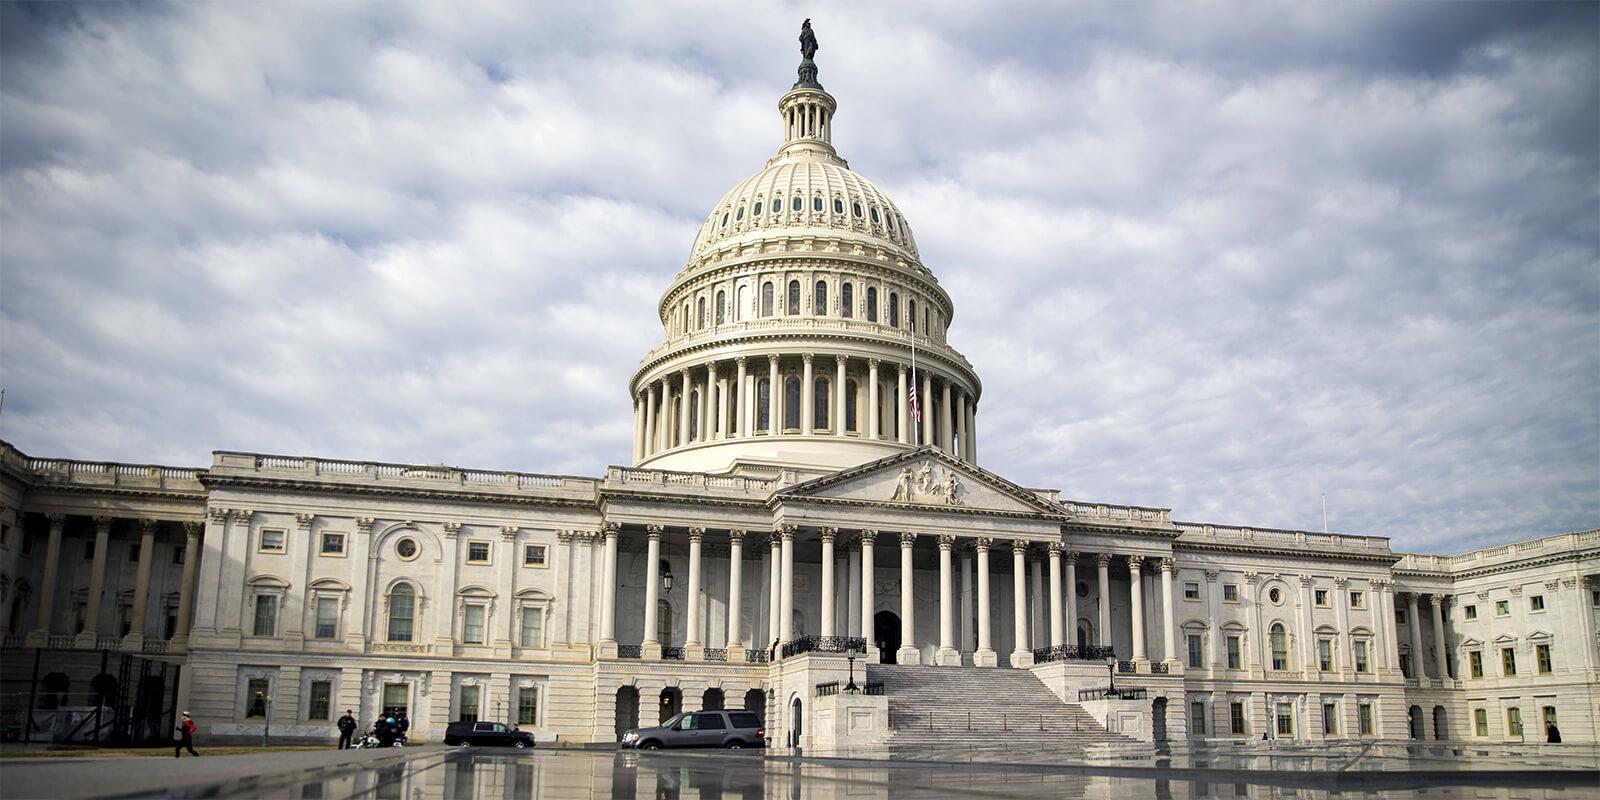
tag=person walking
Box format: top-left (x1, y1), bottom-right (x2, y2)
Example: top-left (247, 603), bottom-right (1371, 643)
top-left (1546, 721), bottom-right (1562, 743)
top-left (337, 709), bottom-right (358, 749)
top-left (174, 712), bottom-right (199, 758)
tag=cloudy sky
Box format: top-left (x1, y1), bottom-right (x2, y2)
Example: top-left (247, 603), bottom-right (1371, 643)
top-left (1, 2), bottom-right (1595, 553)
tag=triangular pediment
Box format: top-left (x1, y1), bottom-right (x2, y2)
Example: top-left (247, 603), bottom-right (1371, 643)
top-left (774, 447), bottom-right (1067, 518)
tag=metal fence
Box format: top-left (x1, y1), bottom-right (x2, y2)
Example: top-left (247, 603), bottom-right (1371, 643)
top-left (780, 636), bottom-right (868, 659)
top-left (1078, 687), bottom-right (1148, 701)
top-left (1031, 644), bottom-right (1116, 663)
top-left (0, 648), bottom-right (181, 746)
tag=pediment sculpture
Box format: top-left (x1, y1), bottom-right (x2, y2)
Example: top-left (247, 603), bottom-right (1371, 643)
top-left (890, 460), bottom-right (962, 505)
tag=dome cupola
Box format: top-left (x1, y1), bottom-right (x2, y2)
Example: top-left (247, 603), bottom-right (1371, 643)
top-left (627, 22), bottom-right (982, 476)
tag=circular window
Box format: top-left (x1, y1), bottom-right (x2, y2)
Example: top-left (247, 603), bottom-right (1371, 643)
top-left (396, 538), bottom-right (418, 560)
top-left (1268, 587), bottom-right (1283, 604)
top-left (1076, 581), bottom-right (1089, 598)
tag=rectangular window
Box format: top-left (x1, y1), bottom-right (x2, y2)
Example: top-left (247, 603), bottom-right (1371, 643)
top-left (1318, 638), bottom-right (1334, 672)
top-left (1186, 634), bottom-right (1203, 668)
top-left (1542, 706), bottom-right (1558, 730)
top-left (521, 608), bottom-right (543, 648)
top-left (1226, 636), bottom-right (1241, 670)
top-left (1275, 703), bottom-right (1294, 736)
top-left (463, 604), bottom-right (486, 644)
top-left (382, 683), bottom-right (408, 716)
top-left (1358, 704), bottom-right (1373, 735)
top-left (21, 529), bottom-right (33, 555)
top-left (1495, 600), bottom-right (1510, 616)
top-left (458, 686), bottom-right (480, 722)
top-left (1536, 643), bottom-right (1552, 674)
top-left (1469, 650), bottom-right (1483, 678)
top-left (84, 540), bottom-right (96, 560)
top-left (1314, 589), bottom-right (1330, 607)
top-left (72, 600), bottom-right (87, 634)
top-left (1400, 653), bottom-right (1411, 678)
top-left (1190, 701), bottom-right (1207, 735)
top-left (0, 523), bottom-right (8, 549)
top-left (1349, 590), bottom-right (1365, 609)
top-left (1222, 584), bottom-right (1239, 602)
top-left (1501, 647), bottom-right (1517, 676)
top-left (1593, 589), bottom-right (1600, 608)
top-left (1474, 708), bottom-right (1488, 737)
top-left (1396, 607), bottom-right (1407, 624)
top-left (1464, 604), bottom-right (1476, 620)
top-left (466, 541), bottom-right (491, 564)
top-left (1230, 701), bottom-right (1246, 735)
top-left (259, 529), bottom-right (286, 553)
top-left (246, 678), bottom-right (270, 718)
top-left (517, 686), bottom-right (539, 726)
top-left (307, 680), bottom-right (331, 721)
top-left (1353, 640), bottom-right (1369, 673)
top-left (1529, 595), bottom-right (1545, 612)
top-left (315, 597), bottom-right (339, 640)
top-left (1321, 703), bottom-right (1338, 735)
top-left (523, 544), bottom-right (547, 567)
top-left (118, 603), bottom-right (134, 637)
top-left (1506, 707), bottom-right (1522, 738)
top-left (253, 595), bottom-right (277, 637)
top-left (1184, 582), bottom-right (1200, 600)
top-left (129, 543), bottom-right (141, 563)
top-left (320, 532), bottom-right (345, 556)
top-left (164, 607), bottom-right (177, 640)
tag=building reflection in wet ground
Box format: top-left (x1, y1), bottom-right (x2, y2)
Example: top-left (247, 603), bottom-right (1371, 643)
top-left (178, 747), bottom-right (1599, 800)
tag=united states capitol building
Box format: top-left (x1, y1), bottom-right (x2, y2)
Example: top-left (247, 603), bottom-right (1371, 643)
top-left (1, 34), bottom-right (1596, 751)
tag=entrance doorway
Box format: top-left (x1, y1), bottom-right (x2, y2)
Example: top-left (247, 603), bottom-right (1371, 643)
top-left (1152, 697), bottom-right (1168, 742)
top-left (614, 687), bottom-right (639, 741)
top-left (658, 688), bottom-right (681, 724)
top-left (874, 611), bottom-right (901, 664)
top-left (790, 697), bottom-right (803, 748)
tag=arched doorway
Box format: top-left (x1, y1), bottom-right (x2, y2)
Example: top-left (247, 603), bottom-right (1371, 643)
top-left (1077, 619), bottom-right (1093, 648)
top-left (702, 688), bottom-right (724, 711)
top-left (789, 696), bottom-right (803, 748)
top-left (1152, 697), bottom-right (1168, 742)
top-left (613, 686), bottom-right (639, 741)
top-left (1407, 705), bottom-right (1422, 739)
top-left (743, 689), bottom-right (765, 722)
top-left (874, 611), bottom-right (901, 664)
top-left (88, 674), bottom-right (118, 708)
top-left (658, 687), bottom-right (681, 724)
top-left (1432, 706), bottom-right (1447, 740)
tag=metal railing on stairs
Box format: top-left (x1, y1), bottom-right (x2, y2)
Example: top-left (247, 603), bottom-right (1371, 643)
top-left (887, 710), bottom-right (1095, 733)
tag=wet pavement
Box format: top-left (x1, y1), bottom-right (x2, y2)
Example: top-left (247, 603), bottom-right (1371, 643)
top-left (3, 743), bottom-right (1595, 799)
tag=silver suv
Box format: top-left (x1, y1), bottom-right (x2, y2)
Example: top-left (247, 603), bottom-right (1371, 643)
top-left (620, 710), bottom-right (765, 750)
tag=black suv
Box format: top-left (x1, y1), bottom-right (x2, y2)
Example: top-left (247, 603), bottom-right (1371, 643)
top-left (620, 710), bottom-right (765, 750)
top-left (443, 720), bottom-right (537, 748)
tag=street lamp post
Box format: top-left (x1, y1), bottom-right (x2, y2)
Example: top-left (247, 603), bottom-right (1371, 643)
top-left (257, 691), bottom-right (273, 748)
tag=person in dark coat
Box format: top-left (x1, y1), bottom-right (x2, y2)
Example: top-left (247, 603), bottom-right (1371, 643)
top-left (337, 710), bottom-right (358, 749)
top-left (174, 712), bottom-right (199, 757)
top-left (1546, 721), bottom-right (1562, 743)
top-left (396, 710), bottom-right (410, 736)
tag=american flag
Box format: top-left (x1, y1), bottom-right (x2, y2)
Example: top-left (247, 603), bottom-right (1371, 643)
top-left (908, 382), bottom-right (922, 423)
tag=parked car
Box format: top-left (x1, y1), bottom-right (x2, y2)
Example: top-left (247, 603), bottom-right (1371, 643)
top-left (443, 720), bottom-right (537, 748)
top-left (620, 710), bottom-right (765, 750)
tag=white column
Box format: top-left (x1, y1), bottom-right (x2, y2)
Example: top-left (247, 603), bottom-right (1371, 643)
top-left (819, 528), bottom-right (836, 637)
top-left (846, 541), bottom-right (862, 638)
top-left (632, 397), bottom-right (644, 462)
top-left (1298, 574), bottom-right (1316, 677)
top-left (766, 355), bottom-right (779, 435)
top-left (1129, 556), bottom-right (1147, 662)
top-left (867, 359), bottom-right (881, 439)
top-left (1047, 543), bottom-right (1064, 648)
top-left (1334, 576), bottom-right (1352, 674)
top-left (1429, 595), bottom-right (1449, 680)
top-left (801, 354), bottom-right (815, 433)
top-left (967, 397), bottom-right (979, 463)
top-left (898, 532), bottom-right (918, 664)
top-left (859, 531), bottom-right (877, 656)
top-left (1380, 580), bottom-right (1401, 671)
top-left (960, 548), bottom-right (975, 653)
top-left (1029, 551), bottom-right (1045, 649)
top-left (678, 370), bottom-right (692, 447)
top-left (937, 535), bottom-right (958, 665)
top-left (975, 538), bottom-right (995, 667)
top-left (921, 372), bottom-right (934, 446)
top-left (1406, 593), bottom-right (1424, 678)
top-left (767, 535), bottom-right (781, 650)
top-left (685, 528), bottom-right (704, 655)
top-left (642, 526), bottom-right (663, 658)
top-left (29, 514), bottom-right (65, 640)
top-left (955, 391), bottom-right (968, 460)
top-left (599, 524), bottom-right (619, 647)
top-left (1095, 554), bottom-right (1112, 647)
top-left (726, 530), bottom-right (746, 655)
top-left (170, 521), bottom-right (202, 648)
top-left (896, 365), bottom-right (909, 443)
top-left (1205, 570), bottom-right (1221, 670)
top-left (1064, 551), bottom-right (1079, 646)
top-left (656, 378), bottom-right (671, 451)
top-left (939, 380), bottom-right (954, 451)
top-left (779, 526), bottom-right (796, 643)
top-left (705, 362), bottom-right (719, 440)
top-left (834, 356), bottom-right (847, 436)
top-left (1010, 541), bottom-right (1032, 667)
top-left (734, 356), bottom-right (749, 438)
top-left (1160, 558), bottom-right (1177, 664)
top-left (125, 519), bottom-right (159, 645)
top-left (643, 386), bottom-right (656, 457)
top-left (78, 516), bottom-right (113, 644)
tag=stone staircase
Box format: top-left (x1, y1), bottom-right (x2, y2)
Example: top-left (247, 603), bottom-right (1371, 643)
top-left (867, 664), bottom-right (1139, 758)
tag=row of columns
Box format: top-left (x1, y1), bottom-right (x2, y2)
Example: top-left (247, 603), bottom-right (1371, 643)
top-left (632, 354), bottom-right (977, 462)
top-left (21, 513), bottom-right (203, 650)
top-left (1403, 592), bottom-right (1451, 680)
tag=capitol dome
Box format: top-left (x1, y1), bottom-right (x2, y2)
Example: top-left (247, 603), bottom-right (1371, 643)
top-left (627, 41), bottom-right (981, 476)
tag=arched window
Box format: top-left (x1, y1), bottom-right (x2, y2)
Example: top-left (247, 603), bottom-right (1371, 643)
top-left (814, 280), bottom-right (827, 315)
top-left (771, 196), bottom-right (783, 216)
top-left (689, 390), bottom-right (701, 441)
top-left (852, 201), bottom-right (863, 218)
top-left (841, 283), bottom-right (854, 318)
top-left (737, 285), bottom-right (748, 321)
top-left (866, 287), bottom-right (878, 322)
top-left (833, 198), bottom-right (844, 214)
top-left (909, 300), bottom-right (917, 331)
top-left (697, 297), bottom-right (706, 330)
top-left (889, 293), bottom-right (900, 327)
top-left (761, 283), bottom-right (774, 317)
top-left (715, 290), bottom-right (726, 325)
top-left (388, 584), bottom-right (416, 642)
top-left (754, 200), bottom-right (763, 216)
top-left (757, 379), bottom-right (771, 432)
top-left (814, 378), bottom-right (830, 430)
top-left (735, 205), bottom-right (744, 221)
top-left (845, 380), bottom-right (858, 432)
top-left (812, 196), bottom-right (823, 212)
top-left (1271, 624), bottom-right (1289, 670)
top-left (787, 280), bottom-right (800, 315)
top-left (792, 196), bottom-right (803, 212)
top-left (657, 599), bottom-right (672, 644)
top-left (870, 206), bottom-right (880, 224)
top-left (784, 377), bottom-right (801, 430)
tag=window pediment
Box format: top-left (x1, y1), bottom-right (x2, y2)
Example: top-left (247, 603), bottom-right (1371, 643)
top-left (246, 575), bottom-right (291, 589)
top-left (309, 578), bottom-right (352, 592)
top-left (1525, 629), bottom-right (1553, 642)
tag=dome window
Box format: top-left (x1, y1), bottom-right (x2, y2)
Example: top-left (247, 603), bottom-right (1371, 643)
top-left (866, 287), bottom-right (878, 322)
top-left (870, 207), bottom-right (880, 224)
top-left (889, 292), bottom-right (900, 327)
top-left (761, 282), bottom-right (775, 317)
top-left (787, 280), bottom-right (801, 315)
top-left (852, 201), bottom-right (863, 218)
top-left (771, 197), bottom-right (782, 215)
top-left (841, 283), bottom-right (854, 318)
top-left (754, 201), bottom-right (763, 216)
top-left (909, 300), bottom-right (917, 331)
top-left (812, 196), bottom-right (823, 212)
top-left (715, 290), bottom-right (726, 325)
top-left (792, 196), bottom-right (803, 212)
top-left (814, 279), bottom-right (828, 315)
top-left (834, 199), bottom-right (844, 214)
top-left (721, 212), bottom-right (729, 227)
top-left (736, 206), bottom-right (745, 221)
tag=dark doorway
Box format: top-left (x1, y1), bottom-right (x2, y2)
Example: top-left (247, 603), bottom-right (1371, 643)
top-left (1408, 705), bottom-right (1422, 739)
top-left (743, 689), bottom-right (765, 722)
top-left (702, 688), bottom-right (724, 711)
top-left (790, 697), bottom-right (803, 748)
top-left (614, 686), bottom-right (639, 741)
top-left (874, 611), bottom-right (901, 664)
top-left (1432, 706), bottom-right (1447, 740)
top-left (1152, 697), bottom-right (1168, 742)
top-left (658, 687), bottom-right (682, 724)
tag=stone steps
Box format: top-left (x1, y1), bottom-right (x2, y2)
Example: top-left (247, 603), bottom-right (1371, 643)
top-left (867, 664), bottom-right (1137, 750)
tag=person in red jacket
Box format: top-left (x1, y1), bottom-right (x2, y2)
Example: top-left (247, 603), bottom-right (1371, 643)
top-left (175, 712), bottom-right (199, 757)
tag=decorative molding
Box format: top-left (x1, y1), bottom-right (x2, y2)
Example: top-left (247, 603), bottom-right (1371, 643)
top-left (938, 534), bottom-right (957, 551)
top-left (555, 530), bottom-right (575, 544)
top-left (726, 529), bottom-right (746, 545)
top-left (1204, 569), bottom-right (1219, 582)
top-left (1159, 558), bottom-right (1176, 573)
top-left (899, 531), bottom-right (918, 548)
top-left (817, 527), bottom-right (837, 543)
top-left (500, 525), bottom-right (520, 540)
top-left (295, 513), bottom-right (316, 531)
top-left (442, 522), bottom-right (462, 537)
top-left (858, 529), bottom-right (878, 546)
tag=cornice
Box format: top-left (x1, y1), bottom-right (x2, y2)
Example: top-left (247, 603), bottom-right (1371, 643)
top-left (1396, 550), bottom-right (1593, 581)
top-left (202, 474), bottom-right (596, 511)
top-left (1173, 539), bottom-right (1401, 564)
top-left (16, 481), bottom-right (210, 504)
top-left (597, 488), bottom-right (768, 511)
